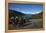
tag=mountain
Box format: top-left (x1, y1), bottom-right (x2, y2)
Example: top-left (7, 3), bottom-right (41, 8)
top-left (9, 9), bottom-right (43, 19)
top-left (9, 9), bottom-right (25, 15)
top-left (30, 12), bottom-right (43, 19)
top-left (23, 11), bottom-right (43, 19)
top-left (9, 9), bottom-right (25, 18)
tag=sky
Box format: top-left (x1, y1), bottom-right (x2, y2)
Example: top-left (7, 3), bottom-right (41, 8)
top-left (8, 3), bottom-right (43, 14)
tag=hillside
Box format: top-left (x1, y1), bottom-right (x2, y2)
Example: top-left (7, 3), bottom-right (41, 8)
top-left (9, 9), bottom-right (43, 19)
top-left (9, 9), bottom-right (25, 18)
top-left (30, 12), bottom-right (43, 19)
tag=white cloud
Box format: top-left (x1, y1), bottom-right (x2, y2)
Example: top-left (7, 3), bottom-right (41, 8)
top-left (22, 10), bottom-right (42, 14)
top-left (14, 8), bottom-right (42, 14)
top-left (30, 10), bottom-right (42, 14)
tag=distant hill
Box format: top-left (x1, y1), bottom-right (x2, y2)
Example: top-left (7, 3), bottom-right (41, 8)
top-left (9, 9), bottom-right (25, 15)
top-left (23, 12), bottom-right (43, 19)
top-left (9, 9), bottom-right (25, 18)
top-left (9, 9), bottom-right (43, 19)
top-left (30, 12), bottom-right (43, 19)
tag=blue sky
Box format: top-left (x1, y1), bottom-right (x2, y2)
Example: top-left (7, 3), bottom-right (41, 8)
top-left (8, 3), bottom-right (43, 14)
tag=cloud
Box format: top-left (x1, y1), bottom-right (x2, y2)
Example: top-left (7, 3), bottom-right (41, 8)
top-left (21, 10), bottom-right (42, 14)
top-left (29, 10), bottom-right (42, 14)
top-left (14, 8), bottom-right (42, 14)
